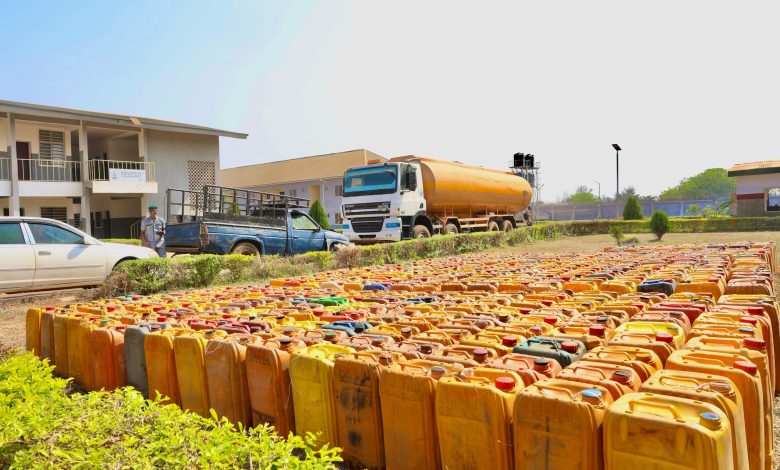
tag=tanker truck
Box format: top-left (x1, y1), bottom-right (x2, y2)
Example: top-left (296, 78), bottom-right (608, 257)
top-left (340, 156), bottom-right (533, 243)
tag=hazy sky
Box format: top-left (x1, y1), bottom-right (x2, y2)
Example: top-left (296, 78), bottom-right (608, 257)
top-left (2, 1), bottom-right (778, 201)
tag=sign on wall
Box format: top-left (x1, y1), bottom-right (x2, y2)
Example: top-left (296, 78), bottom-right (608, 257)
top-left (109, 168), bottom-right (146, 182)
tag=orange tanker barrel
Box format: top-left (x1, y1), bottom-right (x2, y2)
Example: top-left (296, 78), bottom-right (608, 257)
top-left (389, 156), bottom-right (532, 218)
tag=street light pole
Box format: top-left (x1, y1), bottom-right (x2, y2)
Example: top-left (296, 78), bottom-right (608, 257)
top-left (594, 181), bottom-right (601, 200)
top-left (612, 144), bottom-right (622, 199)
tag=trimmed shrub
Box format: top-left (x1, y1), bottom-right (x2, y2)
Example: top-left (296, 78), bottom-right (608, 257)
top-left (309, 200), bottom-right (330, 229)
top-left (0, 352), bottom-right (341, 468)
top-left (650, 211), bottom-right (671, 240)
top-left (608, 225), bottom-right (624, 245)
top-left (622, 196), bottom-right (643, 220)
top-left (100, 238), bottom-right (142, 246)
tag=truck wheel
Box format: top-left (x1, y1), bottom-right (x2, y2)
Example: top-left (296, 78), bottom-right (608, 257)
top-left (412, 225), bottom-right (431, 238)
top-left (444, 223), bottom-right (459, 235)
top-left (231, 242), bottom-right (260, 256)
top-left (487, 221), bottom-right (500, 232)
top-left (501, 220), bottom-right (514, 232)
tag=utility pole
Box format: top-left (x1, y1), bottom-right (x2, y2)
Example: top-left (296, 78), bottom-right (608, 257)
top-left (594, 180), bottom-right (601, 200)
top-left (612, 144), bottom-right (622, 199)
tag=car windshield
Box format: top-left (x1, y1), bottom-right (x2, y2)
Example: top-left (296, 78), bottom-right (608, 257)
top-left (343, 165), bottom-right (398, 197)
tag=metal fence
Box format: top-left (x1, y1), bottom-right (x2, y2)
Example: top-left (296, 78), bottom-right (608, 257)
top-left (536, 199), bottom-right (731, 221)
top-left (17, 159), bottom-right (81, 182)
top-left (88, 160), bottom-right (156, 182)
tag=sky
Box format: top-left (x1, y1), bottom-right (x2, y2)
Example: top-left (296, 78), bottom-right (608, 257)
top-left (2, 1), bottom-right (779, 202)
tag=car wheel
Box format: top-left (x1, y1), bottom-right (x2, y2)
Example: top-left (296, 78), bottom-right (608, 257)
top-left (501, 220), bottom-right (514, 232)
top-left (487, 221), bottom-right (500, 232)
top-left (412, 225), bottom-right (431, 238)
top-left (444, 223), bottom-right (459, 235)
top-left (329, 242), bottom-right (346, 253)
top-left (231, 242), bottom-right (260, 256)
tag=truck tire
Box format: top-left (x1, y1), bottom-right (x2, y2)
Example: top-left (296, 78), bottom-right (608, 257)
top-left (412, 225), bottom-right (431, 238)
top-left (231, 242), bottom-right (260, 256)
top-left (487, 221), bottom-right (500, 232)
top-left (444, 223), bottom-right (459, 235)
top-left (501, 220), bottom-right (514, 232)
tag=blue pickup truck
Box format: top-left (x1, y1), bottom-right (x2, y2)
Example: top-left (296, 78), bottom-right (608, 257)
top-left (165, 185), bottom-right (349, 256)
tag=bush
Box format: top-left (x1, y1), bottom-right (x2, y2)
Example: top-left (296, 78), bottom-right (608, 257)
top-left (622, 195), bottom-right (643, 220)
top-left (100, 238), bottom-right (141, 246)
top-left (608, 225), bottom-right (624, 245)
top-left (650, 211), bottom-right (671, 240)
top-left (0, 352), bottom-right (341, 468)
top-left (309, 201), bottom-right (329, 230)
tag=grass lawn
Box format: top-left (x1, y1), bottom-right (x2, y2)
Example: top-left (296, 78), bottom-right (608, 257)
top-left (499, 231), bottom-right (780, 254)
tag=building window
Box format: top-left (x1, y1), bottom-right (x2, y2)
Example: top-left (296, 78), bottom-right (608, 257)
top-left (93, 212), bottom-right (104, 228)
top-left (289, 188), bottom-right (297, 197)
top-left (41, 207), bottom-right (67, 223)
top-left (39, 130), bottom-right (65, 163)
top-left (335, 185), bottom-right (343, 197)
top-left (767, 188), bottom-right (780, 212)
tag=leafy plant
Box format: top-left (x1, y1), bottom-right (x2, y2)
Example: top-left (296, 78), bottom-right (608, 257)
top-left (659, 168), bottom-right (735, 200)
top-left (622, 196), bottom-right (643, 220)
top-left (608, 225), bottom-right (624, 246)
top-left (308, 201), bottom-right (330, 229)
top-left (565, 185), bottom-right (600, 204)
top-left (0, 352), bottom-right (341, 468)
top-left (650, 210), bottom-right (671, 240)
top-left (686, 204), bottom-right (701, 216)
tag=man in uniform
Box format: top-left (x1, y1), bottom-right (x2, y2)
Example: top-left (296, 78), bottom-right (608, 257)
top-left (140, 203), bottom-right (166, 257)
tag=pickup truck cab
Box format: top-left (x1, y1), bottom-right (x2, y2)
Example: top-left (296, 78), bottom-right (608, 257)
top-left (165, 186), bottom-right (349, 256)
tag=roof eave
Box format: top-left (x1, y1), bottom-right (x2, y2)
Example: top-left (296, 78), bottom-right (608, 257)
top-left (728, 168), bottom-right (780, 177)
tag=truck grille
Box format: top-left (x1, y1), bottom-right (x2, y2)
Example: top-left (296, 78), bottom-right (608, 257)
top-left (351, 217), bottom-right (385, 233)
top-left (343, 202), bottom-right (390, 216)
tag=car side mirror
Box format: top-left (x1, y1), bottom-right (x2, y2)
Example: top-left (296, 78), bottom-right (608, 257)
top-left (406, 173), bottom-right (417, 191)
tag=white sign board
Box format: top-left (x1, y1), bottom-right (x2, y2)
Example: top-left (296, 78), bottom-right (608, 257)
top-left (109, 168), bottom-right (146, 183)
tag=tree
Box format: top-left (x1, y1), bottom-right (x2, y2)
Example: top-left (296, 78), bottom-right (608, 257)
top-left (617, 186), bottom-right (638, 202)
top-left (565, 185), bottom-right (600, 204)
top-left (650, 211), bottom-right (671, 240)
top-left (623, 195), bottom-right (643, 220)
top-left (308, 200), bottom-right (329, 229)
top-left (659, 168), bottom-right (735, 200)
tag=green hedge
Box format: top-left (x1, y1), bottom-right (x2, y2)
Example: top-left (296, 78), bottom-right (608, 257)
top-left (99, 217), bottom-right (780, 297)
top-left (100, 238), bottom-right (142, 246)
top-left (0, 350), bottom-right (341, 468)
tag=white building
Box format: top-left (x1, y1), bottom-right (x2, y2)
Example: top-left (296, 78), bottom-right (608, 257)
top-left (220, 149), bottom-right (386, 226)
top-left (0, 100), bottom-right (246, 238)
top-left (728, 160), bottom-right (780, 216)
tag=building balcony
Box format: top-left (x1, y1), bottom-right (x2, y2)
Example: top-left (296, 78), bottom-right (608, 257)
top-left (16, 159), bottom-right (83, 197)
top-left (88, 160), bottom-right (157, 194)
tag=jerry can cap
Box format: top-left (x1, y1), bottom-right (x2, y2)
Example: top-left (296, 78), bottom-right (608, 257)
top-left (157, 317), bottom-right (167, 322)
top-left (561, 341), bottom-right (579, 353)
top-left (502, 335), bottom-right (518, 347)
top-left (379, 353), bottom-right (394, 365)
top-left (100, 318), bottom-right (110, 324)
top-left (748, 307), bottom-right (764, 315)
top-left (495, 376), bottom-right (516, 392)
top-left (699, 412), bottom-right (721, 430)
top-left (734, 360), bottom-right (758, 375)
top-left (420, 343), bottom-right (434, 354)
top-left (589, 325), bottom-right (606, 337)
top-left (738, 327), bottom-right (755, 335)
top-left (744, 337), bottom-right (767, 351)
top-left (596, 316), bottom-right (610, 323)
top-left (581, 388), bottom-right (603, 404)
top-left (530, 326), bottom-right (543, 335)
top-left (707, 382), bottom-right (733, 394)
top-left (635, 351), bottom-right (653, 363)
top-left (739, 316), bottom-right (757, 326)
top-left (655, 332), bottom-right (674, 343)
top-left (430, 365), bottom-right (447, 377)
top-left (280, 337), bottom-right (293, 345)
top-left (533, 358), bottom-right (550, 370)
top-left (543, 317), bottom-right (558, 325)
top-left (611, 370), bottom-right (631, 384)
top-left (150, 325), bottom-right (161, 331)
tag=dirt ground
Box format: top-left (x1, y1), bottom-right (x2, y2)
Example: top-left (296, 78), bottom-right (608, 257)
top-left (2, 231), bottom-right (779, 466)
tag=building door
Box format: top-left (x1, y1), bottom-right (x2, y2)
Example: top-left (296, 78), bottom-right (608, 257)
top-left (16, 142), bottom-right (30, 180)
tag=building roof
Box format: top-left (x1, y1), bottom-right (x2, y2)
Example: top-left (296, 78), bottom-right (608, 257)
top-left (220, 149), bottom-right (386, 187)
top-left (728, 160), bottom-right (780, 177)
top-left (0, 99), bottom-right (247, 139)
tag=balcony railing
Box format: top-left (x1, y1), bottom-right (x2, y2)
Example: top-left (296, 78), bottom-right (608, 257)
top-left (18, 159), bottom-right (81, 182)
top-left (0, 157), bottom-right (9, 180)
top-left (89, 160), bottom-right (156, 182)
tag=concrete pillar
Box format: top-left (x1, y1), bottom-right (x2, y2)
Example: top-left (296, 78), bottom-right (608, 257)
top-left (139, 129), bottom-right (149, 217)
top-left (5, 114), bottom-right (20, 216)
top-left (79, 121), bottom-right (92, 235)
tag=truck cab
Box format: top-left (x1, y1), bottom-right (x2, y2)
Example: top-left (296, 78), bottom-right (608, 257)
top-left (340, 161), bottom-right (425, 243)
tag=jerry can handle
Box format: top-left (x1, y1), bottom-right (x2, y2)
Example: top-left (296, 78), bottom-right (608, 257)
top-left (531, 382), bottom-right (576, 398)
top-left (626, 399), bottom-right (683, 420)
top-left (678, 354), bottom-right (728, 367)
top-left (657, 375), bottom-right (700, 389)
top-left (567, 364), bottom-right (609, 379)
top-left (444, 350), bottom-right (472, 360)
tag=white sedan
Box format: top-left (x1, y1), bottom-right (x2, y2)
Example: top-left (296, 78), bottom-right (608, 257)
top-left (0, 217), bottom-right (158, 293)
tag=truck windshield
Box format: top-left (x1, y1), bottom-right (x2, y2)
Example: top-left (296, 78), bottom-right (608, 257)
top-left (343, 165), bottom-right (398, 197)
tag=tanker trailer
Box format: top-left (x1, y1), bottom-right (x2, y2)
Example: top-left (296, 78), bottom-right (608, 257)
top-left (340, 156), bottom-right (532, 243)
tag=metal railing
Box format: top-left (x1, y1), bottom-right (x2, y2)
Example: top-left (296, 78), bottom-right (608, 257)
top-left (129, 220), bottom-right (141, 239)
top-left (0, 157), bottom-right (9, 180)
top-left (17, 159), bottom-right (81, 182)
top-left (167, 185), bottom-right (309, 226)
top-left (88, 160), bottom-right (156, 182)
